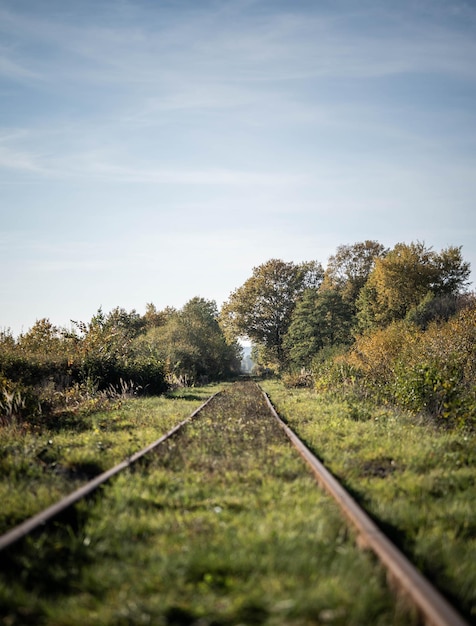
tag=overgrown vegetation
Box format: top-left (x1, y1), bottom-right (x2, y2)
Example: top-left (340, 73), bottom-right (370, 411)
top-left (222, 240), bottom-right (474, 427)
top-left (327, 303), bottom-right (476, 425)
top-left (261, 379), bottom-right (476, 623)
top-left (0, 384), bottom-right (219, 536)
top-left (1, 237), bottom-right (474, 622)
top-left (3, 238), bottom-right (473, 427)
top-left (0, 298), bottom-right (241, 425)
top-left (0, 382), bottom-right (418, 625)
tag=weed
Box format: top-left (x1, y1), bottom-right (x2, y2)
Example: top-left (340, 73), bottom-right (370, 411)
top-left (262, 379), bottom-right (476, 622)
top-left (0, 382), bottom-right (416, 625)
top-left (0, 385), bottom-right (218, 535)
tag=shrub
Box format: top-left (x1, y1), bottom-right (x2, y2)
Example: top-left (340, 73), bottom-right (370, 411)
top-left (342, 322), bottom-right (418, 401)
top-left (282, 369), bottom-right (314, 388)
top-left (317, 302), bottom-right (476, 426)
top-left (79, 355), bottom-right (166, 395)
top-left (392, 360), bottom-right (464, 419)
top-left (392, 305), bottom-right (476, 425)
top-left (0, 375), bottom-right (40, 424)
top-left (313, 355), bottom-right (360, 395)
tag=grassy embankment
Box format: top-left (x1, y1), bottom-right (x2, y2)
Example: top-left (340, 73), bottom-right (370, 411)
top-left (261, 379), bottom-right (476, 624)
top-left (0, 385), bottom-right (219, 536)
top-left (1, 381), bottom-right (416, 626)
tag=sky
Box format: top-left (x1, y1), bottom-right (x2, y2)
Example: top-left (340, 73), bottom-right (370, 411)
top-left (1, 0), bottom-right (475, 336)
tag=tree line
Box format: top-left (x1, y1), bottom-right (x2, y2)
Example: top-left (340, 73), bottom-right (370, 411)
top-left (0, 298), bottom-right (241, 421)
top-left (1, 239), bottom-right (474, 425)
top-left (220, 241), bottom-right (474, 426)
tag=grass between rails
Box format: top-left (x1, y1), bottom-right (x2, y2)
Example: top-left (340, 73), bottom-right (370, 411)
top-left (260, 379), bottom-right (476, 623)
top-left (0, 385), bottom-right (221, 535)
top-left (0, 381), bottom-right (417, 625)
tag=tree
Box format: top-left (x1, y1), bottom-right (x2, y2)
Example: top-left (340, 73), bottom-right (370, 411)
top-left (143, 303), bottom-right (175, 328)
top-left (4, 319), bottom-right (79, 389)
top-left (284, 288), bottom-right (354, 367)
top-left (356, 242), bottom-right (471, 331)
top-left (141, 297), bottom-right (241, 384)
top-left (18, 318), bottom-right (64, 355)
top-left (434, 246), bottom-right (472, 296)
top-left (71, 307), bottom-right (156, 390)
top-left (220, 259), bottom-right (324, 369)
top-left (73, 307), bottom-right (144, 363)
top-left (322, 240), bottom-right (387, 305)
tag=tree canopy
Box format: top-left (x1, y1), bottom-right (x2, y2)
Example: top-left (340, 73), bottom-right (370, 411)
top-left (220, 241), bottom-right (471, 373)
top-left (138, 297), bottom-right (241, 384)
top-left (322, 240), bottom-right (388, 306)
top-left (284, 288), bottom-right (354, 367)
top-left (220, 259), bottom-right (323, 369)
top-left (356, 242), bottom-right (470, 330)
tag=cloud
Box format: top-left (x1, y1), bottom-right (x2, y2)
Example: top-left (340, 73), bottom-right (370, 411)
top-left (0, 51), bottom-right (40, 81)
top-left (72, 161), bottom-right (308, 185)
top-left (0, 145), bottom-right (47, 174)
top-left (0, 134), bottom-right (309, 185)
top-left (2, 1), bottom-right (476, 94)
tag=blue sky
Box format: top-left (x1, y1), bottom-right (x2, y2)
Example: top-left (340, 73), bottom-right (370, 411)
top-left (1, 0), bottom-right (475, 335)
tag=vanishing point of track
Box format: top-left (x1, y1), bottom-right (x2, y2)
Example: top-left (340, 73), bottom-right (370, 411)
top-left (0, 381), bottom-right (470, 626)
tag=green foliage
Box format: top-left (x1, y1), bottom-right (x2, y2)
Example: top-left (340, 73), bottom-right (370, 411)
top-left (392, 361), bottom-right (465, 419)
top-left (325, 303), bottom-right (476, 426)
top-left (60, 307), bottom-right (165, 397)
top-left (392, 304), bottom-right (476, 423)
top-left (0, 375), bottom-right (39, 424)
top-left (312, 351), bottom-right (360, 395)
top-left (281, 369), bottom-right (314, 388)
top-left (136, 298), bottom-right (241, 385)
top-left (322, 240), bottom-right (387, 305)
top-left (17, 318), bottom-right (65, 354)
top-left (0, 298), bottom-right (241, 422)
top-left (261, 380), bottom-right (476, 621)
top-left (142, 302), bottom-right (173, 328)
top-left (221, 243), bottom-right (471, 419)
top-left (284, 288), bottom-right (354, 367)
top-left (221, 258), bottom-right (323, 369)
top-left (356, 242), bottom-right (470, 331)
top-left (282, 240), bottom-right (474, 426)
top-left (1, 240), bottom-right (471, 426)
top-left (0, 320), bottom-right (78, 402)
top-left (405, 291), bottom-right (461, 329)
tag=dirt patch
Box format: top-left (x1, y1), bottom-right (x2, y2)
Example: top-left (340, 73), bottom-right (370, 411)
top-left (360, 457), bottom-right (401, 478)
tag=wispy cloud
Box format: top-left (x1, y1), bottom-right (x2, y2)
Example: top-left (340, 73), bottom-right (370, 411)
top-left (0, 132), bottom-right (309, 185)
top-left (1, 0), bottom-right (475, 334)
top-left (0, 145), bottom-right (47, 174)
top-left (73, 161), bottom-right (308, 185)
top-left (2, 1), bottom-right (476, 90)
top-left (0, 50), bottom-right (40, 81)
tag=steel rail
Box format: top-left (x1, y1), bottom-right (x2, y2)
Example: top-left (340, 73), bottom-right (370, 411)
top-left (261, 389), bottom-right (470, 626)
top-left (0, 392), bottom-right (219, 553)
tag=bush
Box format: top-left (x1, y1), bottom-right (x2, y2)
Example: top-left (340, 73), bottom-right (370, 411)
top-left (0, 375), bottom-right (40, 424)
top-left (282, 369), bottom-right (314, 388)
top-left (80, 355), bottom-right (166, 395)
top-left (313, 355), bottom-right (360, 395)
top-left (315, 301), bottom-right (476, 426)
top-left (338, 322), bottom-right (417, 402)
top-left (393, 361), bottom-right (464, 418)
top-left (392, 305), bottom-right (476, 425)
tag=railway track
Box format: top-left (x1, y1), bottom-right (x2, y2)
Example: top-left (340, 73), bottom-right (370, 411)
top-left (0, 381), bottom-right (470, 625)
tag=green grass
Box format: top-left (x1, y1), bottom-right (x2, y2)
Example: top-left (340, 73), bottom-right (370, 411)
top-left (0, 385), bottom-right (221, 535)
top-left (0, 382), bottom-right (416, 625)
top-left (260, 379), bottom-right (476, 623)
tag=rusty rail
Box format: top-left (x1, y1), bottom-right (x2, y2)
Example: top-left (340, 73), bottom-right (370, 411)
top-left (261, 388), bottom-right (469, 626)
top-left (1, 384), bottom-right (470, 626)
top-left (0, 393), bottom-right (218, 553)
